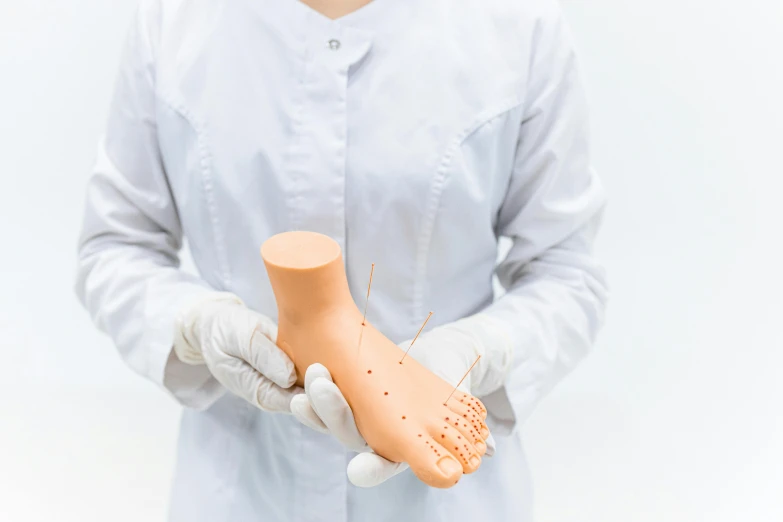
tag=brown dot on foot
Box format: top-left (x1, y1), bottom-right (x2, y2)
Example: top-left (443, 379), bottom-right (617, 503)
top-left (441, 435), bottom-right (445, 438)
top-left (418, 434), bottom-right (422, 437)
top-left (402, 416), bottom-right (406, 420)
top-left (384, 392), bottom-right (388, 395)
top-left (367, 370), bottom-right (372, 374)
top-left (457, 436), bottom-right (461, 439)
top-left (445, 417), bottom-right (450, 421)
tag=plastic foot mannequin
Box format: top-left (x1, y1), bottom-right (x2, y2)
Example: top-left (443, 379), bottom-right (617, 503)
top-left (261, 231), bottom-right (490, 488)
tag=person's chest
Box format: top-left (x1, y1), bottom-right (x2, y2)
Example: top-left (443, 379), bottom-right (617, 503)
top-left (151, 0), bottom-right (531, 332)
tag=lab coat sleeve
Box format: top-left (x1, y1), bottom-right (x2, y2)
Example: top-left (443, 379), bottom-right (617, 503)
top-left (75, 0), bottom-right (224, 410)
top-left (478, 5), bottom-right (608, 432)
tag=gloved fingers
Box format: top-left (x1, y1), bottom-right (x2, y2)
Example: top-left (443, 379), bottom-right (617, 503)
top-left (209, 352), bottom-right (302, 413)
top-left (290, 394), bottom-right (330, 434)
top-left (397, 337), bottom-right (475, 396)
top-left (308, 377), bottom-right (368, 452)
top-left (300, 364), bottom-right (338, 433)
top-left (347, 452), bottom-right (409, 488)
top-left (254, 375), bottom-right (304, 413)
top-left (213, 306), bottom-right (295, 389)
top-left (485, 433), bottom-right (496, 457)
top-left (296, 364), bottom-right (365, 444)
top-left (236, 315), bottom-right (297, 389)
top-left (251, 312), bottom-right (279, 342)
top-left (304, 363), bottom-right (334, 389)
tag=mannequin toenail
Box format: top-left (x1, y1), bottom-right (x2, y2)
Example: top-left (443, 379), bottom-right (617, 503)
top-left (437, 457), bottom-right (462, 475)
top-left (469, 455), bottom-right (481, 467)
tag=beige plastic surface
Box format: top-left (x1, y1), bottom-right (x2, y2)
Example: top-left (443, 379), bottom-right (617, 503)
top-left (261, 231), bottom-right (490, 488)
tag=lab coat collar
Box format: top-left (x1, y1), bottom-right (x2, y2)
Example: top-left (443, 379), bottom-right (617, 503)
top-left (248, 0), bottom-right (387, 66)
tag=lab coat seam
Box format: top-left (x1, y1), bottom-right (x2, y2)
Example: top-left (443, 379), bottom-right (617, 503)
top-left (157, 93), bottom-right (232, 289)
top-left (413, 96), bottom-right (523, 322)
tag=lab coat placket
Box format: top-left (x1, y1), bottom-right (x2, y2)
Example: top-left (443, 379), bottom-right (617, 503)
top-left (283, 17), bottom-right (373, 522)
top-left (284, 19), bottom-right (372, 250)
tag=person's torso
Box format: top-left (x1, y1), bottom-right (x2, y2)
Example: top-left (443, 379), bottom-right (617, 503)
top-left (151, 0), bottom-right (542, 519)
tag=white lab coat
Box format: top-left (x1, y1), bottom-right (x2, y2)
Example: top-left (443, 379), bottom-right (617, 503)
top-left (76, 0), bottom-right (607, 520)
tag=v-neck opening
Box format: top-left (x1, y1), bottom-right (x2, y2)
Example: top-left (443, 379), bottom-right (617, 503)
top-left (292, 0), bottom-right (389, 28)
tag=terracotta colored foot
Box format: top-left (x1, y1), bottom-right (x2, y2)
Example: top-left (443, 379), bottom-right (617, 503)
top-left (261, 231), bottom-right (490, 488)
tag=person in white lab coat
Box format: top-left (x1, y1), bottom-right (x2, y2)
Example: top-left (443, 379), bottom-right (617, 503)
top-left (76, 0), bottom-right (607, 520)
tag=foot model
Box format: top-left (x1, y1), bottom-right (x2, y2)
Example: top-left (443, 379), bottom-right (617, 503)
top-left (261, 231), bottom-right (490, 488)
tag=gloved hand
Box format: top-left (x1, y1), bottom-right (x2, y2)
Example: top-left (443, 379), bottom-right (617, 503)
top-left (173, 292), bottom-right (302, 412)
top-left (291, 313), bottom-right (512, 487)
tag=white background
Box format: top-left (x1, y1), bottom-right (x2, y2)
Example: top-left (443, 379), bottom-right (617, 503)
top-left (1, 1), bottom-right (781, 521)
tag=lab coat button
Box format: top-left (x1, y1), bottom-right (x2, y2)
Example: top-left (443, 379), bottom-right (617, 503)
top-left (328, 39), bottom-right (341, 50)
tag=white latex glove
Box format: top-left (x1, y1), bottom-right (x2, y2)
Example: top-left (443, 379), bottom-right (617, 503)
top-left (173, 292), bottom-right (302, 412)
top-left (291, 314), bottom-right (511, 487)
